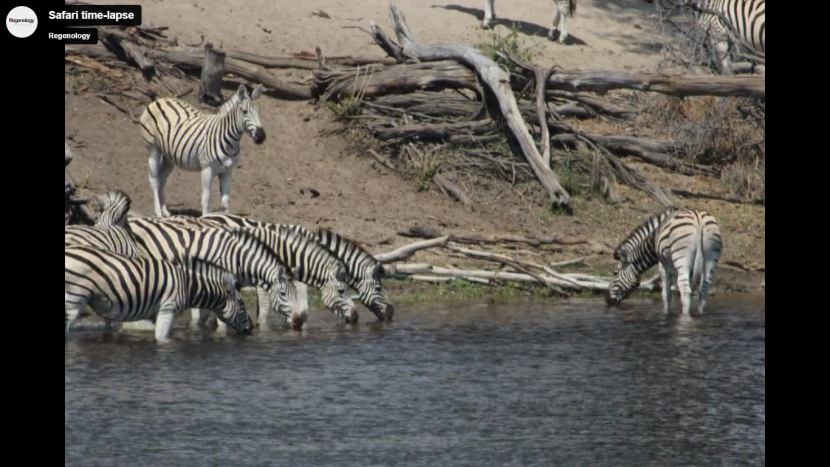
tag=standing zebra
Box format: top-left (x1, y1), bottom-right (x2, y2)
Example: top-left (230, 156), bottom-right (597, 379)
top-left (642, 0), bottom-right (765, 74)
top-left (127, 217), bottom-right (306, 330)
top-left (65, 190), bottom-right (141, 260)
top-left (482, 0), bottom-right (577, 44)
top-left (606, 207), bottom-right (723, 317)
top-left (139, 83), bottom-right (266, 218)
top-left (131, 216), bottom-right (359, 325)
top-left (201, 213), bottom-right (395, 322)
top-left (65, 246), bottom-right (252, 343)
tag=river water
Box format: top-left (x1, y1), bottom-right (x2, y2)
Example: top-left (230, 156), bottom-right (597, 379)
top-left (65, 294), bottom-right (765, 466)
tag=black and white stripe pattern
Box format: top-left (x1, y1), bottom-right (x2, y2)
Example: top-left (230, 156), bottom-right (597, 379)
top-left (202, 213), bottom-right (394, 321)
top-left (139, 83), bottom-right (266, 218)
top-left (64, 190), bottom-right (141, 259)
top-left (128, 217), bottom-right (305, 329)
top-left (65, 246), bottom-right (251, 343)
top-left (606, 207), bottom-right (723, 316)
top-left (139, 215), bottom-right (359, 324)
top-left (644, 0), bottom-right (765, 73)
top-left (482, 0), bottom-right (577, 43)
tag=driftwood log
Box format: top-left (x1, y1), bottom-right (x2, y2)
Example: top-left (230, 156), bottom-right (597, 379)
top-left (370, 3), bottom-right (572, 209)
top-left (198, 43), bottom-right (226, 107)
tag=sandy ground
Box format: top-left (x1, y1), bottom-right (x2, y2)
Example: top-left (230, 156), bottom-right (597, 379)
top-left (65, 0), bottom-right (765, 293)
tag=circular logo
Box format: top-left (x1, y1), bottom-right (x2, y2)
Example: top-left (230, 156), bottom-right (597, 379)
top-left (6, 6), bottom-right (38, 38)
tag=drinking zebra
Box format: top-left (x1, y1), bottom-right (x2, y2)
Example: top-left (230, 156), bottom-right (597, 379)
top-left (642, 0), bottom-right (765, 74)
top-left (139, 83), bottom-right (266, 218)
top-left (130, 216), bottom-right (359, 325)
top-left (127, 217), bottom-right (306, 330)
top-left (201, 213), bottom-right (394, 322)
top-left (481, 0), bottom-right (577, 44)
top-left (606, 207), bottom-right (723, 317)
top-left (65, 246), bottom-right (252, 343)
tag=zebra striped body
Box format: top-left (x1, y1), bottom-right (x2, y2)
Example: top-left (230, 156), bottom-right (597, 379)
top-left (64, 190), bottom-right (141, 259)
top-left (644, 0), bottom-right (765, 74)
top-left (606, 208), bottom-right (723, 316)
top-left (482, 0), bottom-right (577, 43)
top-left (136, 215), bottom-right (359, 324)
top-left (127, 218), bottom-right (305, 329)
top-left (202, 213), bottom-right (394, 321)
top-left (139, 83), bottom-right (266, 217)
top-left (65, 246), bottom-right (251, 343)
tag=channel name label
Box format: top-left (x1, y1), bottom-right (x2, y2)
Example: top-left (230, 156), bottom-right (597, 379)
top-left (48, 5), bottom-right (142, 26)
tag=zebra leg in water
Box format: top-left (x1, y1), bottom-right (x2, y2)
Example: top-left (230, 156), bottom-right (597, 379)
top-left (148, 147), bottom-right (174, 218)
top-left (154, 304), bottom-right (182, 344)
top-left (659, 263), bottom-right (676, 315)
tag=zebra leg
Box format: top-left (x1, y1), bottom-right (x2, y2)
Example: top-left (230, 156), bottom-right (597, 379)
top-left (200, 167), bottom-right (215, 216)
top-left (256, 287), bottom-right (271, 327)
top-left (550, 2), bottom-right (567, 43)
top-left (659, 263), bottom-right (674, 314)
top-left (154, 308), bottom-right (177, 343)
top-left (216, 316), bottom-right (228, 333)
top-left (148, 146), bottom-right (173, 217)
top-left (482, 0), bottom-right (496, 28)
top-left (218, 170), bottom-right (233, 214)
top-left (65, 306), bottom-right (83, 332)
top-left (676, 270), bottom-right (694, 317)
top-left (697, 260), bottom-right (717, 316)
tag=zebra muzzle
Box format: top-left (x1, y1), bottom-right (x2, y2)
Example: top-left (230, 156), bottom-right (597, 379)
top-left (250, 128), bottom-right (266, 145)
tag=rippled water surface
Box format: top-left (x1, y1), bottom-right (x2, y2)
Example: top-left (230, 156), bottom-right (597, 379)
top-left (65, 295), bottom-right (765, 466)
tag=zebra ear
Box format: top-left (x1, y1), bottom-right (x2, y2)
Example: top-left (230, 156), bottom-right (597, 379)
top-left (613, 250), bottom-right (621, 261)
top-left (250, 85), bottom-right (264, 100)
top-left (236, 84), bottom-right (249, 101)
top-left (373, 263), bottom-right (387, 279)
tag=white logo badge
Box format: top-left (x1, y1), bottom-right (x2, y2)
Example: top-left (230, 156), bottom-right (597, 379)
top-left (6, 6), bottom-right (38, 38)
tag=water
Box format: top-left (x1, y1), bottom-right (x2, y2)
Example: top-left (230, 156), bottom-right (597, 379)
top-left (65, 294), bottom-right (765, 466)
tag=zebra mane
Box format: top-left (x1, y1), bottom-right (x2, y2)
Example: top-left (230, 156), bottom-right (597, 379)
top-left (95, 190), bottom-right (132, 228)
top-left (613, 207), bottom-right (679, 261)
top-left (314, 227), bottom-right (385, 279)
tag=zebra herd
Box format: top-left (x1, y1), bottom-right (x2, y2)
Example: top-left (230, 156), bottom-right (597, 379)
top-left (481, 0), bottom-right (764, 74)
top-left (65, 0), bottom-right (741, 341)
top-left (65, 190), bottom-right (394, 342)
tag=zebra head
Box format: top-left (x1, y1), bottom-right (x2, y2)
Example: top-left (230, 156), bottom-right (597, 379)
top-left (321, 265), bottom-right (359, 324)
top-left (216, 268), bottom-right (253, 335)
top-left (606, 258), bottom-right (641, 307)
top-left (356, 263), bottom-right (394, 321)
top-left (234, 84), bottom-right (266, 145)
top-left (269, 265), bottom-right (308, 330)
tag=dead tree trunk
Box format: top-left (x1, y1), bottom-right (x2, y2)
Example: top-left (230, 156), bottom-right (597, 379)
top-left (370, 2), bottom-right (571, 209)
top-left (198, 43), bottom-right (226, 107)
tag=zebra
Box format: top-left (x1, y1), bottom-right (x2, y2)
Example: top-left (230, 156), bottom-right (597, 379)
top-left (606, 207), bottom-right (723, 317)
top-left (642, 0), bottom-right (765, 74)
top-left (131, 216), bottom-right (359, 325)
top-left (139, 83), bottom-right (266, 218)
top-left (64, 190), bottom-right (141, 260)
top-left (201, 213), bottom-right (394, 322)
top-left (127, 217), bottom-right (306, 330)
top-left (65, 246), bottom-right (252, 343)
top-left (481, 0), bottom-right (577, 44)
